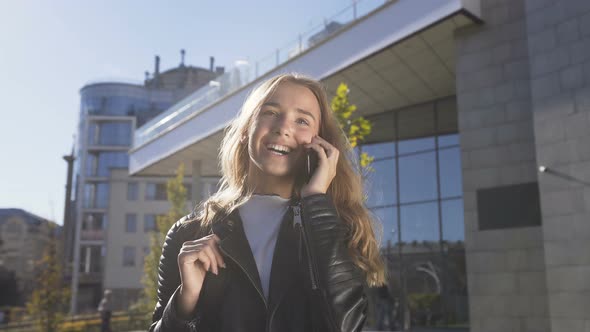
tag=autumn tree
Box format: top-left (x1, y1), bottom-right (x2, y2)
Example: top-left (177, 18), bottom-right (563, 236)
top-left (26, 223), bottom-right (70, 332)
top-left (137, 163), bottom-right (189, 313)
top-left (331, 83), bottom-right (374, 173)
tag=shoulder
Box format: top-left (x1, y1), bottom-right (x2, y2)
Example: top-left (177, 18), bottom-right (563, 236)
top-left (165, 212), bottom-right (208, 245)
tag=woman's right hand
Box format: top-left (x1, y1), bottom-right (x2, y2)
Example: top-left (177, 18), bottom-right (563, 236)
top-left (176, 234), bottom-right (226, 317)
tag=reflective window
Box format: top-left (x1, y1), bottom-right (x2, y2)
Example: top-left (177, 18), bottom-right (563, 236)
top-left (83, 183), bottom-right (109, 208)
top-left (96, 122), bottom-right (132, 146)
top-left (400, 202), bottom-right (440, 244)
top-left (144, 214), bottom-right (158, 232)
top-left (365, 158), bottom-right (396, 208)
top-left (442, 199), bottom-right (465, 242)
top-left (439, 147), bottom-right (463, 198)
top-left (123, 246), bottom-right (136, 267)
top-left (398, 137), bottom-right (435, 155)
top-left (361, 97), bottom-right (466, 329)
top-left (145, 183), bottom-right (167, 200)
top-left (97, 152), bottom-right (128, 177)
top-left (82, 213), bottom-right (105, 230)
top-left (362, 141), bottom-right (395, 160)
top-left (85, 154), bottom-right (97, 177)
top-left (371, 207), bottom-right (398, 247)
top-left (438, 133), bottom-right (459, 148)
top-left (127, 182), bottom-right (138, 201)
top-left (95, 183), bottom-right (109, 208)
top-left (125, 214), bottom-right (137, 233)
top-left (399, 152), bottom-right (437, 204)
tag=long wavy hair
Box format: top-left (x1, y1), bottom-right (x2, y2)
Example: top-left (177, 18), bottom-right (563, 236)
top-left (190, 73), bottom-right (385, 286)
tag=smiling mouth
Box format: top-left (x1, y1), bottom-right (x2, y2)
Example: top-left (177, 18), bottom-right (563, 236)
top-left (266, 144), bottom-right (292, 156)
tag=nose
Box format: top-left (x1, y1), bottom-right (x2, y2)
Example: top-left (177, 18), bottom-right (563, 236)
top-left (272, 114), bottom-right (292, 136)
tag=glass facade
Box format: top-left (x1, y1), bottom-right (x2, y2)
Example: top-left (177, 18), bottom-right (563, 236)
top-left (362, 98), bottom-right (467, 329)
top-left (88, 121), bottom-right (132, 146)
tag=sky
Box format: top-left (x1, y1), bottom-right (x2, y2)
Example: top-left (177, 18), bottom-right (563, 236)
top-left (0, 0), bottom-right (362, 225)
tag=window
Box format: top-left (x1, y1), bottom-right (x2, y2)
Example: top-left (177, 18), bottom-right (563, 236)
top-left (144, 214), bottom-right (158, 232)
top-left (365, 159), bottom-right (396, 208)
top-left (371, 207), bottom-right (398, 248)
top-left (442, 199), bottom-right (465, 242)
top-left (123, 246), bottom-right (136, 267)
top-left (439, 147), bottom-right (463, 198)
top-left (96, 152), bottom-right (128, 177)
top-left (145, 183), bottom-right (167, 200)
top-left (127, 183), bottom-right (138, 201)
top-left (83, 183), bottom-right (109, 208)
top-left (399, 152), bottom-right (437, 204)
top-left (400, 202), bottom-right (440, 244)
top-left (125, 214), bottom-right (137, 233)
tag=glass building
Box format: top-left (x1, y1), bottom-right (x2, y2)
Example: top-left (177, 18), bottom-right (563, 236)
top-left (361, 97), bottom-right (468, 329)
top-left (70, 57), bottom-right (224, 313)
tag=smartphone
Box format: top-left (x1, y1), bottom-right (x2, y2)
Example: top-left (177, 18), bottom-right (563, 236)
top-left (305, 149), bottom-right (319, 183)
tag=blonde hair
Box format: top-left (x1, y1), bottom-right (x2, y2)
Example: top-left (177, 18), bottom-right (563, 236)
top-left (190, 73), bottom-right (386, 286)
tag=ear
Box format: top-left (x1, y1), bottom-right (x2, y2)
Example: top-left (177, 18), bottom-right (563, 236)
top-left (240, 135), bottom-right (247, 143)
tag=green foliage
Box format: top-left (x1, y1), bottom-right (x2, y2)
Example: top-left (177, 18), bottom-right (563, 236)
top-left (25, 224), bottom-right (70, 332)
top-left (331, 83), bottom-right (374, 173)
top-left (407, 293), bottom-right (441, 326)
top-left (139, 163), bottom-right (188, 314)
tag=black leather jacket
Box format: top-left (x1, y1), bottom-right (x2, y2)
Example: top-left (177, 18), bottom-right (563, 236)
top-left (149, 193), bottom-right (367, 332)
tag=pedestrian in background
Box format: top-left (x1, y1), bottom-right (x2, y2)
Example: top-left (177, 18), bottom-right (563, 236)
top-left (97, 289), bottom-right (112, 332)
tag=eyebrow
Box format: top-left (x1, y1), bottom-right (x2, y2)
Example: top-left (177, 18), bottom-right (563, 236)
top-left (262, 101), bottom-right (316, 122)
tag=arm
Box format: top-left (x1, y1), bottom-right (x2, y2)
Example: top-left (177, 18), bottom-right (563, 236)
top-left (300, 193), bottom-right (368, 332)
top-left (149, 218), bottom-right (193, 332)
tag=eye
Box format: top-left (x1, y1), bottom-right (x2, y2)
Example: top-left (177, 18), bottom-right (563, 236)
top-left (262, 109), bottom-right (277, 116)
top-left (296, 118), bottom-right (310, 126)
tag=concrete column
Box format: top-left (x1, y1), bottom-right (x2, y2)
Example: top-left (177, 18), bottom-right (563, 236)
top-left (524, 0), bottom-right (590, 331)
top-left (454, 0), bottom-right (550, 330)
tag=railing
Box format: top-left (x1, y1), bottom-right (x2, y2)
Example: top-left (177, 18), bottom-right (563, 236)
top-left (0, 311), bottom-right (151, 332)
top-left (80, 229), bottom-right (105, 241)
top-left (133, 0), bottom-right (390, 148)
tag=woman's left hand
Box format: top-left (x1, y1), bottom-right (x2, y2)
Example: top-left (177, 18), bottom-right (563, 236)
top-left (301, 136), bottom-right (339, 198)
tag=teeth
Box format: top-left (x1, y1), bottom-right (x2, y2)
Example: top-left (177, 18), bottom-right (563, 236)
top-left (266, 144), bottom-right (291, 153)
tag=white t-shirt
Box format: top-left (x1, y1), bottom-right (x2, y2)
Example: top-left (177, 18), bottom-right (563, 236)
top-left (238, 194), bottom-right (290, 299)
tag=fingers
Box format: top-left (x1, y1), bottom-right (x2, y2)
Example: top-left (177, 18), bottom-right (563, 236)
top-left (307, 143), bottom-right (327, 162)
top-left (180, 234), bottom-right (226, 275)
top-left (307, 136), bottom-right (338, 159)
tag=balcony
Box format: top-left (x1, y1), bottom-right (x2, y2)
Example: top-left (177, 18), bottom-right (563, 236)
top-left (133, 0), bottom-right (392, 150)
top-left (81, 229), bottom-right (105, 241)
top-left (129, 0), bottom-right (481, 176)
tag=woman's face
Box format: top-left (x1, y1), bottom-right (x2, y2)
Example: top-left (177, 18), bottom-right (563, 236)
top-left (247, 81), bottom-right (321, 180)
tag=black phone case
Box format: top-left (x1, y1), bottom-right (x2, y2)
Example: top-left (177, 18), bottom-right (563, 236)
top-left (306, 150), bottom-right (319, 183)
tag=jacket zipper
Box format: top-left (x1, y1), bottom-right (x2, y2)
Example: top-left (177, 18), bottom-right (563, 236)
top-left (292, 204), bottom-right (319, 290)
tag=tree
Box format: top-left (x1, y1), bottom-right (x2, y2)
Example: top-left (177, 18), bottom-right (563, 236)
top-left (26, 224), bottom-right (70, 332)
top-left (138, 163), bottom-right (189, 313)
top-left (331, 83), bottom-right (374, 173)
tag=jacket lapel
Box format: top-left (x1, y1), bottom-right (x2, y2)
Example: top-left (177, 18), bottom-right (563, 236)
top-left (214, 209), bottom-right (267, 307)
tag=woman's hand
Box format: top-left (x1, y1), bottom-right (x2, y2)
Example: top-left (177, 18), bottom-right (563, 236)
top-left (301, 135), bottom-right (339, 198)
top-left (176, 234), bottom-right (226, 317)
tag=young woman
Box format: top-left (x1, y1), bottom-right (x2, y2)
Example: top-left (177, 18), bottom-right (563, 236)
top-left (149, 73), bottom-right (385, 332)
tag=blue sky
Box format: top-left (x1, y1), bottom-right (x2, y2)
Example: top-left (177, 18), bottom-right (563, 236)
top-left (0, 0), bottom-right (363, 224)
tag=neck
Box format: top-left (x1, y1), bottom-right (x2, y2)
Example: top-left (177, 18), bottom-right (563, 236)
top-left (246, 167), bottom-right (294, 200)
